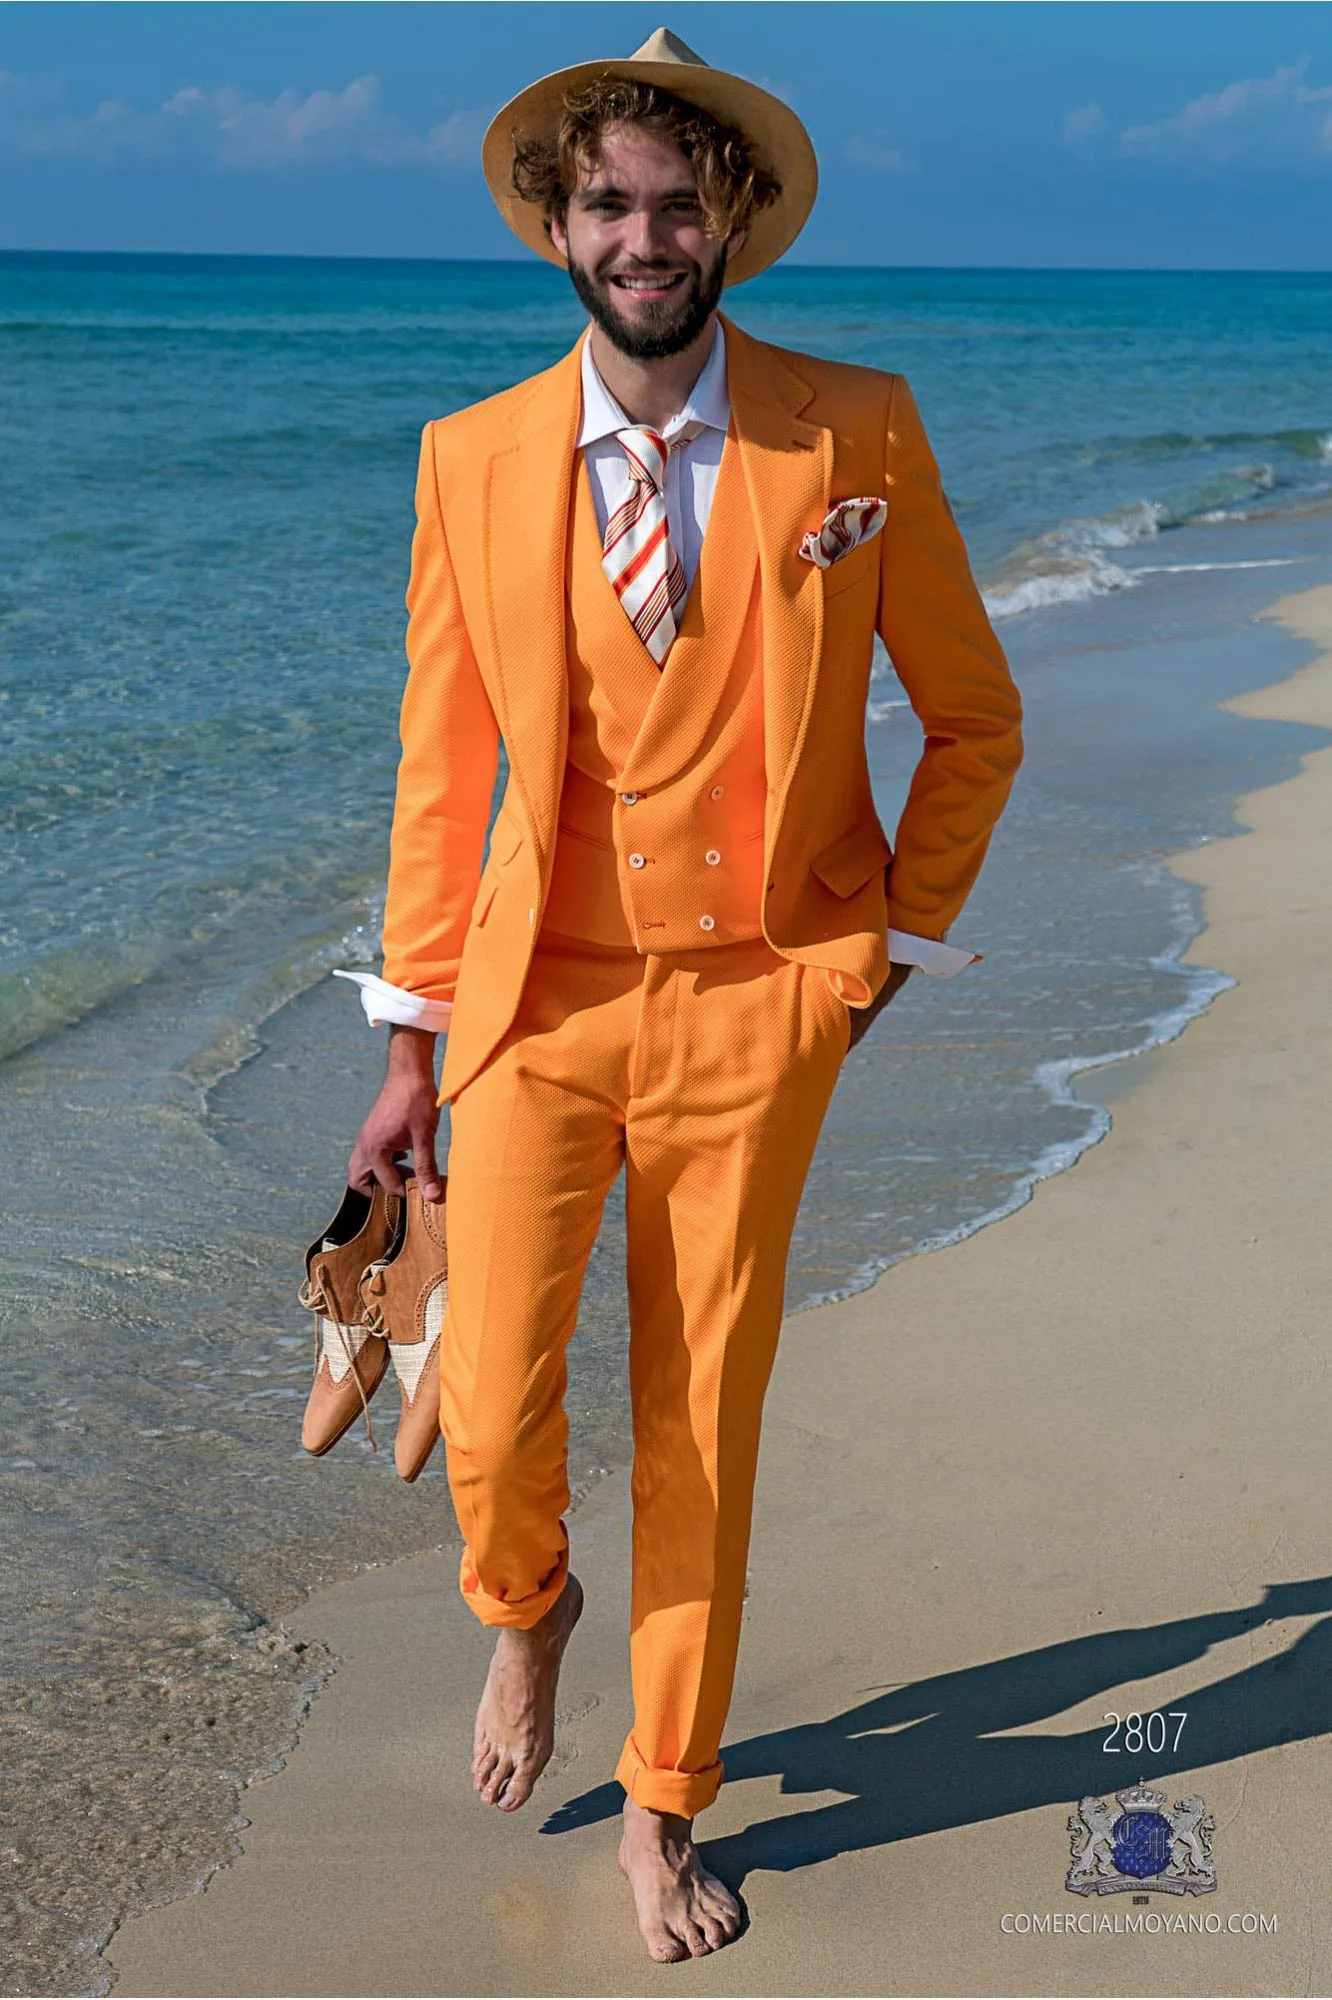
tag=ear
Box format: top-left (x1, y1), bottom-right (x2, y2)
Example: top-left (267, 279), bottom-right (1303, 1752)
top-left (548, 209), bottom-right (570, 259)
top-left (726, 226), bottom-right (748, 262)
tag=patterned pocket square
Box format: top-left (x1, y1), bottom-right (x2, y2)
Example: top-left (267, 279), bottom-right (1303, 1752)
top-left (799, 496), bottom-right (888, 569)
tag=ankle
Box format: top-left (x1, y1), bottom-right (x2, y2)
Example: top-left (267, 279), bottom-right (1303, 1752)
top-left (622, 1798), bottom-right (694, 1847)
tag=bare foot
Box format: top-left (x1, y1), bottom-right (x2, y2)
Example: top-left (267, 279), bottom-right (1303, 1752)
top-left (471, 1573), bottom-right (583, 1811)
top-left (618, 1798), bottom-right (743, 1961)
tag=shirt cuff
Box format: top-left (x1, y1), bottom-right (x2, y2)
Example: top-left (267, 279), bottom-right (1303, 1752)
top-left (331, 969), bottom-right (453, 1032)
top-left (887, 930), bottom-right (981, 977)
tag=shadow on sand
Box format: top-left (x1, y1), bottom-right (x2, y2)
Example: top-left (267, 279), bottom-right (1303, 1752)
top-left (542, 1578), bottom-right (1332, 1887)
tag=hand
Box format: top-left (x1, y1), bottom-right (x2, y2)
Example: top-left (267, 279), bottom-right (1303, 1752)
top-left (348, 1024), bottom-right (444, 1200)
top-left (846, 962), bottom-right (913, 1049)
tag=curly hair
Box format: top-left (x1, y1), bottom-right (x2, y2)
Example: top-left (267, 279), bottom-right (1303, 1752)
top-left (511, 76), bottom-right (782, 245)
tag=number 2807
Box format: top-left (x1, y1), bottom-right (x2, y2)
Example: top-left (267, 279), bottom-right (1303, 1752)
top-left (1102, 1710), bottom-right (1187, 1755)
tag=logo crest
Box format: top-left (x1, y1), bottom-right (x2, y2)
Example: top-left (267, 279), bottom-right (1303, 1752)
top-left (1067, 1782), bottom-right (1216, 1896)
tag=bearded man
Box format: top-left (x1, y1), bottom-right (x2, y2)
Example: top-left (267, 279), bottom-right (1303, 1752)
top-left (338, 27), bottom-right (1022, 1963)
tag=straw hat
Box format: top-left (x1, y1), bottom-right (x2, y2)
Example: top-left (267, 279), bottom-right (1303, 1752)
top-left (481, 26), bottom-right (817, 286)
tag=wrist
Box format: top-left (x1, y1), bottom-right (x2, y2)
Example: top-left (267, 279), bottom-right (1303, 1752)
top-left (387, 1022), bottom-right (437, 1069)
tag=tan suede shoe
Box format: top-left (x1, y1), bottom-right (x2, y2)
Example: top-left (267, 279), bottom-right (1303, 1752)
top-left (358, 1173), bottom-right (448, 1483)
top-left (298, 1182), bottom-right (402, 1456)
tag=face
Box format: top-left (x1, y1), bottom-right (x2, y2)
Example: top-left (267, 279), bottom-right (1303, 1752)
top-left (548, 121), bottom-right (746, 360)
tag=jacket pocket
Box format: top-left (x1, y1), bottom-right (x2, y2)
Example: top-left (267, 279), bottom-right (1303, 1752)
top-left (810, 821), bottom-right (893, 899)
top-left (488, 819), bottom-right (524, 867)
top-left (556, 821), bottom-right (613, 852)
top-left (821, 538), bottom-right (881, 601)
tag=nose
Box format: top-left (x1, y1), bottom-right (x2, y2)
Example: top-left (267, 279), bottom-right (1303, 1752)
top-left (620, 202), bottom-right (675, 264)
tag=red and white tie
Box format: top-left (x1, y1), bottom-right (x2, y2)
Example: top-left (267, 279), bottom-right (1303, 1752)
top-left (602, 424), bottom-right (703, 667)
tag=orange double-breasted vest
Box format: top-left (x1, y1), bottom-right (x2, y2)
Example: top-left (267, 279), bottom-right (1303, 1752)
top-left (542, 428), bottom-right (769, 951)
top-left (378, 314), bottom-right (1024, 1106)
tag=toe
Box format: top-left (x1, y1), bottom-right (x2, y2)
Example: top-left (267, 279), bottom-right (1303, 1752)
top-left (646, 1930), bottom-right (687, 1963)
top-left (482, 1753), bottom-right (515, 1805)
top-left (700, 1876), bottom-right (740, 1933)
top-left (698, 1912), bottom-right (729, 1951)
top-left (498, 1764), bottom-right (534, 1811)
top-left (473, 1743), bottom-right (499, 1790)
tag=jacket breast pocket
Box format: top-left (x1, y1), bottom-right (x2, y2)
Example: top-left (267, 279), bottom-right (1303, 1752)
top-left (810, 821), bottom-right (893, 899)
top-left (821, 538), bottom-right (881, 602)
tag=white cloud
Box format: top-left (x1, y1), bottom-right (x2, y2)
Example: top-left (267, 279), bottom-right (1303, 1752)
top-left (1120, 56), bottom-right (1332, 162)
top-left (1062, 103), bottom-right (1107, 144)
top-left (844, 131), bottom-right (914, 175)
top-left (0, 70), bottom-right (489, 170)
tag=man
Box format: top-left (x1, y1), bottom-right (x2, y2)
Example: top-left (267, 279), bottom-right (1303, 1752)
top-left (339, 28), bottom-right (1022, 1963)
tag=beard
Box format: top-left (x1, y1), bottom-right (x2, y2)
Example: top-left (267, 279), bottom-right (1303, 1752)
top-left (566, 245), bottom-right (728, 360)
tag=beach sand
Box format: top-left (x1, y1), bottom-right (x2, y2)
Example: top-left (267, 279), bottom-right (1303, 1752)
top-left (107, 582), bottom-right (1332, 1999)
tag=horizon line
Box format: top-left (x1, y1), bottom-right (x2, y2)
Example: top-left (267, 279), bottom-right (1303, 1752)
top-left (2, 246), bottom-right (1331, 279)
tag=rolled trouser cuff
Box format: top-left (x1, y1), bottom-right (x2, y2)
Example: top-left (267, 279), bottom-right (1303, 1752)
top-left (458, 1540), bottom-right (569, 1629)
top-left (615, 1735), bottom-right (724, 1818)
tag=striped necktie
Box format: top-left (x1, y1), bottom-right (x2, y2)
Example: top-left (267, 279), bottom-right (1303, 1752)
top-left (601, 422), bottom-right (705, 667)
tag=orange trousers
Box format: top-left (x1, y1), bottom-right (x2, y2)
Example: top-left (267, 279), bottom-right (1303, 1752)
top-left (441, 929), bottom-right (851, 1817)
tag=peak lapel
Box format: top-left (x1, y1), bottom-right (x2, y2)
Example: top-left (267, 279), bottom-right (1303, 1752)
top-left (481, 335), bottom-right (584, 866)
top-left (721, 315), bottom-right (833, 812)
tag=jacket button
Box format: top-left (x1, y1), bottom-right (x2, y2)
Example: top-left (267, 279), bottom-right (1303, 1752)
top-left (628, 852), bottom-right (646, 869)
top-left (699, 914), bottom-right (716, 932)
top-left (709, 785), bottom-right (724, 800)
top-left (705, 849), bottom-right (721, 866)
top-left (622, 792), bottom-right (639, 805)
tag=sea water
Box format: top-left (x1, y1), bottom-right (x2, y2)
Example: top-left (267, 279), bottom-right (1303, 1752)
top-left (2, 253), bottom-right (1330, 1994)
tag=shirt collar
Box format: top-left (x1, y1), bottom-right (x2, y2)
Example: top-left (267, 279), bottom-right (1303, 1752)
top-left (577, 319), bottom-right (730, 448)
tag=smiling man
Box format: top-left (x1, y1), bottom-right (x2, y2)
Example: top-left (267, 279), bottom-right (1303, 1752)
top-left (338, 26), bottom-right (1022, 1963)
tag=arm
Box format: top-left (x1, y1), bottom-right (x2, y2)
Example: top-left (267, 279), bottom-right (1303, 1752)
top-left (337, 421), bottom-right (501, 1033)
top-left (379, 420), bottom-right (502, 1015)
top-left (876, 374), bottom-right (1023, 942)
top-left (344, 422), bottom-right (501, 1197)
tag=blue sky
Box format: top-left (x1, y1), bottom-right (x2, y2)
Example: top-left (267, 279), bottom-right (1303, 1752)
top-left (2, 3), bottom-right (1330, 267)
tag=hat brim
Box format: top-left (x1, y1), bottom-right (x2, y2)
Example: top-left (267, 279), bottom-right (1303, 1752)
top-left (481, 56), bottom-right (817, 286)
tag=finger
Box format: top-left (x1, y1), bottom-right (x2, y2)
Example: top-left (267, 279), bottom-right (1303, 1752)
top-left (366, 1144), bottom-right (407, 1196)
top-left (410, 1122), bottom-right (444, 1203)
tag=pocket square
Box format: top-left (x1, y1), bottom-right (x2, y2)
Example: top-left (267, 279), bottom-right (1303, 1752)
top-left (799, 496), bottom-right (888, 569)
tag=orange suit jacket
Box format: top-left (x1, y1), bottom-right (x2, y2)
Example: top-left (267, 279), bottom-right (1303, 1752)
top-left (381, 312), bottom-right (1024, 1105)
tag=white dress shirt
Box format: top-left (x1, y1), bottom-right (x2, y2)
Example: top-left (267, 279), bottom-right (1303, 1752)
top-left (579, 319), bottom-right (730, 598)
top-left (337, 325), bottom-right (973, 1031)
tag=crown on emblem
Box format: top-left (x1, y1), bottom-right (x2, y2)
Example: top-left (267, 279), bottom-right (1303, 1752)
top-left (1118, 1781), bottom-right (1167, 1813)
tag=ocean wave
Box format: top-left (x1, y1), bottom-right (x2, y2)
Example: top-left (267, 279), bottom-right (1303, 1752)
top-left (981, 499), bottom-right (1164, 619)
top-left (979, 458), bottom-right (1324, 621)
top-left (1075, 425), bottom-right (1332, 467)
top-left (796, 862), bottom-right (1232, 1313)
top-left (0, 880), bottom-right (386, 1080)
top-left (984, 563), bottom-right (1139, 620)
top-left (0, 941), bottom-right (167, 1065)
top-left (180, 901), bottom-right (386, 1101)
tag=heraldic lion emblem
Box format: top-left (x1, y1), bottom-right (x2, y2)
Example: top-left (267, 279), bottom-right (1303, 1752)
top-left (1067, 1781), bottom-right (1217, 1896)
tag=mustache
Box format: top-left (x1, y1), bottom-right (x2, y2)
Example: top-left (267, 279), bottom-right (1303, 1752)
top-left (596, 258), bottom-right (697, 282)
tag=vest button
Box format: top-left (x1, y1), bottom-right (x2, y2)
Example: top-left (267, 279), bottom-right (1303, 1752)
top-left (705, 849), bottom-right (721, 866)
top-left (621, 792), bottom-right (639, 805)
top-left (628, 852), bottom-right (647, 869)
top-left (709, 785), bottom-right (724, 800)
top-left (699, 914), bottom-right (716, 932)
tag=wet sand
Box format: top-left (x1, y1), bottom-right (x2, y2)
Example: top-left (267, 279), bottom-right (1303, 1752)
top-left (107, 582), bottom-right (1332, 1998)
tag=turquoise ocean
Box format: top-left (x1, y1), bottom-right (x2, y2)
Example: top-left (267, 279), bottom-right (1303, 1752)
top-left (2, 253), bottom-right (1331, 1994)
